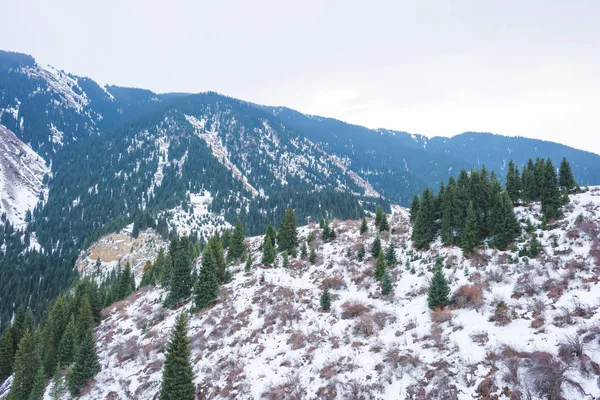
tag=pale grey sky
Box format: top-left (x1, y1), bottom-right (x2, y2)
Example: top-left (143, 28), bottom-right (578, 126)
top-left (1, 1), bottom-right (599, 153)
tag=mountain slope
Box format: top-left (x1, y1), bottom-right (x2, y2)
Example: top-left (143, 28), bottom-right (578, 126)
top-left (0, 124), bottom-right (48, 228)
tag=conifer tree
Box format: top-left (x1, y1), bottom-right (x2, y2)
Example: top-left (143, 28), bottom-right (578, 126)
top-left (357, 246), bottom-right (365, 261)
top-left (427, 264), bottom-right (450, 310)
top-left (521, 159), bottom-right (536, 202)
top-left (194, 249), bottom-right (219, 311)
top-left (409, 194), bottom-right (420, 222)
top-left (265, 223), bottom-right (276, 248)
top-left (244, 255), bottom-right (252, 272)
top-left (300, 242), bottom-right (308, 259)
top-left (9, 329), bottom-right (39, 400)
top-left (261, 234), bottom-right (275, 265)
top-left (375, 205), bottom-right (384, 229)
top-left (360, 217), bottom-right (368, 235)
top-left (379, 212), bottom-right (389, 232)
top-left (321, 218), bottom-right (336, 242)
top-left (67, 330), bottom-right (101, 397)
top-left (506, 160), bottom-right (521, 203)
top-left (227, 220), bottom-right (245, 262)
top-left (309, 248), bottom-right (317, 264)
top-left (50, 369), bottom-right (65, 399)
top-left (29, 364), bottom-right (46, 400)
top-left (385, 241), bottom-right (397, 267)
top-left (461, 201), bottom-right (478, 255)
top-left (529, 233), bottom-right (541, 258)
top-left (207, 236), bottom-right (226, 283)
top-left (282, 252), bottom-right (289, 269)
top-left (159, 314), bottom-right (195, 400)
top-left (559, 157), bottom-right (577, 191)
top-left (42, 295), bottom-right (67, 378)
top-left (0, 326), bottom-right (14, 381)
top-left (12, 306), bottom-right (30, 353)
top-left (320, 288), bottom-right (331, 311)
top-left (371, 235), bottom-right (382, 258)
top-left (278, 208), bottom-right (298, 253)
top-left (221, 229), bottom-right (231, 249)
top-left (76, 295), bottom-right (94, 344)
top-left (381, 271), bottom-right (393, 296)
top-left (58, 315), bottom-right (77, 368)
top-left (374, 251), bottom-right (387, 282)
top-left (412, 187), bottom-right (436, 248)
top-left (491, 191), bottom-right (521, 250)
top-left (541, 158), bottom-right (562, 221)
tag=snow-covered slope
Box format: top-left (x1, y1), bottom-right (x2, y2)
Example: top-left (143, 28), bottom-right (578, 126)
top-left (0, 124), bottom-right (48, 227)
top-left (52, 189), bottom-right (600, 399)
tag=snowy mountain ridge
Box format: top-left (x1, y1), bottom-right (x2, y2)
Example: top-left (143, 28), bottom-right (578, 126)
top-left (39, 188), bottom-right (600, 400)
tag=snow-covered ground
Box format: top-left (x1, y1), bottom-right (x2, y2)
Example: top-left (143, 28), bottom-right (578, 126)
top-left (49, 189), bottom-right (600, 398)
top-left (0, 124), bottom-right (49, 228)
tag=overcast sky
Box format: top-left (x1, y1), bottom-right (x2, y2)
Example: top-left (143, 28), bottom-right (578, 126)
top-left (1, 1), bottom-right (599, 154)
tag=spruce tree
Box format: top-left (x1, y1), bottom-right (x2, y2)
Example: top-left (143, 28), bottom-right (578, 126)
top-left (282, 252), bottom-right (289, 269)
top-left (67, 330), bottom-right (101, 397)
top-left (357, 246), bottom-right (365, 261)
top-left (440, 180), bottom-right (455, 245)
top-left (360, 217), bottom-right (368, 235)
top-left (9, 329), bottom-right (39, 400)
top-left (505, 160), bottom-right (521, 203)
top-left (309, 248), bottom-right (317, 264)
top-left (193, 248), bottom-right (219, 311)
top-left (409, 194), bottom-right (420, 223)
top-left (265, 223), bottom-right (276, 248)
top-left (165, 238), bottom-right (194, 306)
top-left (385, 241), bottom-right (397, 267)
top-left (412, 187), bottom-right (436, 248)
top-left (521, 159), bottom-right (536, 202)
top-left (227, 220), bottom-right (245, 262)
top-left (374, 251), bottom-right (387, 282)
top-left (381, 271), bottom-right (392, 296)
top-left (541, 158), bottom-right (562, 221)
top-left (300, 242), bottom-right (308, 259)
top-left (427, 265), bottom-right (450, 310)
top-left (159, 314), bottom-right (195, 400)
top-left (244, 255), bottom-right (252, 272)
top-left (371, 235), bottom-right (382, 259)
top-left (278, 208), bottom-right (298, 253)
top-left (42, 295), bottom-right (67, 378)
top-left (262, 234), bottom-right (275, 265)
top-left (0, 326), bottom-right (14, 381)
top-left (29, 364), bottom-right (46, 400)
top-left (375, 205), bottom-right (384, 229)
top-left (491, 191), bottom-right (521, 250)
top-left (58, 315), bottom-right (77, 368)
top-left (379, 212), bottom-right (389, 232)
top-left (207, 236), bottom-right (226, 283)
top-left (461, 201), bottom-right (478, 255)
top-left (529, 233), bottom-right (541, 258)
top-left (320, 288), bottom-right (331, 311)
top-left (559, 157), bottom-right (577, 191)
top-left (76, 295), bottom-right (95, 344)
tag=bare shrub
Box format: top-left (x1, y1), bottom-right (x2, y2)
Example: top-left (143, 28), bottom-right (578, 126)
top-left (287, 331), bottom-right (307, 350)
top-left (452, 285), bottom-right (483, 310)
top-left (372, 311), bottom-right (396, 329)
top-left (384, 348), bottom-right (420, 370)
top-left (489, 300), bottom-right (512, 326)
top-left (470, 331), bottom-right (489, 346)
top-left (558, 334), bottom-right (585, 365)
top-left (487, 268), bottom-right (504, 283)
top-left (553, 307), bottom-right (574, 327)
top-left (430, 308), bottom-right (452, 324)
top-left (320, 275), bottom-right (347, 290)
top-left (353, 314), bottom-right (376, 337)
top-left (513, 273), bottom-right (539, 298)
top-left (526, 352), bottom-right (585, 400)
top-left (471, 250), bottom-right (491, 268)
top-left (340, 301), bottom-right (370, 319)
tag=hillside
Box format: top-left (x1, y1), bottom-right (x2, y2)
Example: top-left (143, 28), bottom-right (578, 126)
top-left (36, 188), bottom-right (600, 399)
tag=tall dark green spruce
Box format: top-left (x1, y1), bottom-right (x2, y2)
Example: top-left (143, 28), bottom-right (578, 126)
top-left (559, 157), bottom-right (577, 191)
top-left (381, 271), bottom-right (393, 296)
top-left (265, 223), bottom-right (276, 248)
top-left (42, 295), bottom-right (67, 378)
top-left (194, 248), bottom-right (219, 311)
top-left (409, 194), bottom-right (420, 223)
top-left (360, 217), bottom-right (368, 235)
top-left (374, 251), bottom-right (387, 282)
top-left (427, 263), bottom-right (450, 310)
top-left (371, 235), bottom-right (382, 258)
top-left (9, 329), bottom-right (39, 400)
top-left (491, 191), bottom-right (521, 250)
top-left (541, 158), bottom-right (563, 220)
top-left (57, 315), bottom-right (77, 367)
top-left (159, 314), bottom-right (195, 400)
top-left (375, 205), bottom-right (389, 231)
top-left (67, 329), bottom-right (101, 397)
top-left (277, 208), bottom-right (298, 253)
top-left (440, 178), bottom-right (455, 245)
top-left (76, 295), bottom-right (95, 344)
top-left (412, 187), bottom-right (436, 248)
top-left (262, 232), bottom-right (275, 266)
top-left (320, 288), bottom-right (331, 311)
top-left (227, 220), bottom-right (245, 262)
top-left (207, 236), bottom-right (227, 283)
top-left (385, 241), bottom-right (397, 267)
top-left (505, 160), bottom-right (521, 203)
top-left (0, 326), bottom-right (14, 381)
top-left (461, 201), bottom-right (478, 255)
top-left (165, 238), bottom-right (194, 307)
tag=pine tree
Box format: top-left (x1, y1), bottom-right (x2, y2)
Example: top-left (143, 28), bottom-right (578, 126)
top-left (265, 223), bottom-right (276, 248)
top-left (371, 235), bottom-right (382, 258)
top-left (491, 191), bottom-right (521, 250)
top-left (409, 193), bottom-right (420, 222)
top-left (67, 329), bottom-right (101, 397)
top-left (9, 329), bottom-right (39, 400)
top-left (164, 238), bottom-right (193, 307)
top-left (461, 201), bottom-right (478, 255)
top-left (0, 326), bottom-right (14, 381)
top-left (278, 208), bottom-right (298, 253)
top-left (385, 241), bottom-right (397, 267)
top-left (262, 234), bottom-right (275, 265)
top-left (76, 295), bottom-right (95, 344)
top-left (221, 229), bottom-right (231, 249)
top-left (381, 271), bottom-right (393, 296)
top-left (541, 158), bottom-right (562, 221)
top-left (559, 157), bottom-right (576, 192)
top-left (374, 251), bottom-right (387, 282)
top-left (42, 295), bottom-right (67, 378)
top-left (360, 217), bottom-right (368, 235)
top-left (440, 179), bottom-right (455, 245)
top-left (50, 369), bottom-right (65, 399)
top-left (309, 248), bottom-right (317, 264)
top-left (379, 212), bottom-right (389, 232)
top-left (427, 265), bottom-right (450, 310)
top-left (375, 205), bottom-right (384, 229)
top-left (521, 159), bottom-right (536, 202)
top-left (529, 233), bottom-right (541, 258)
top-left (208, 236), bottom-right (226, 283)
top-left (159, 314), bottom-right (195, 400)
top-left (357, 246), bottom-right (365, 261)
top-left (300, 242), bottom-right (308, 259)
top-left (227, 220), bottom-right (245, 262)
top-left (320, 288), bottom-right (331, 311)
top-left (194, 248), bottom-right (219, 311)
top-left (57, 315), bottom-right (77, 368)
top-left (412, 187), bottom-right (436, 248)
top-left (505, 160), bottom-right (521, 203)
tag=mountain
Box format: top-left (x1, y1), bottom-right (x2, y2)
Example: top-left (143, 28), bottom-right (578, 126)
top-left (0, 124), bottom-right (48, 228)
